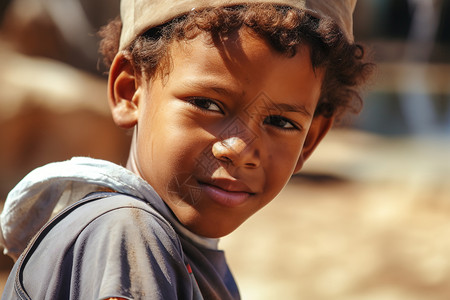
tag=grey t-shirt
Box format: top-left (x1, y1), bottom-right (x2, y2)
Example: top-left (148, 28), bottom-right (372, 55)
top-left (2, 193), bottom-right (240, 300)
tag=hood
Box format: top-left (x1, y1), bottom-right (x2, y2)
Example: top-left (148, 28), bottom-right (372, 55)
top-left (0, 157), bottom-right (218, 260)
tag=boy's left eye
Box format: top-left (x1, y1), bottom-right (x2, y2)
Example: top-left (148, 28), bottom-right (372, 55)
top-left (264, 115), bottom-right (299, 130)
top-left (188, 98), bottom-right (223, 113)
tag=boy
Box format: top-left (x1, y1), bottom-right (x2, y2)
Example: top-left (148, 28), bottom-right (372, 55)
top-left (1, 0), bottom-right (372, 299)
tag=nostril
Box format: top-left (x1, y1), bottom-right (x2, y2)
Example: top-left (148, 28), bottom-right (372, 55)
top-left (212, 137), bottom-right (259, 168)
top-left (212, 141), bottom-right (236, 164)
top-left (245, 162), bottom-right (257, 168)
top-left (218, 155), bottom-right (232, 163)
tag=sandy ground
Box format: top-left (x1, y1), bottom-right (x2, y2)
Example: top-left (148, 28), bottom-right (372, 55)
top-left (1, 130), bottom-right (449, 299)
top-left (221, 131), bottom-right (450, 300)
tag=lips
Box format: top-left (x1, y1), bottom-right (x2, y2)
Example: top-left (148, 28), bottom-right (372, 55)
top-left (198, 178), bottom-right (254, 208)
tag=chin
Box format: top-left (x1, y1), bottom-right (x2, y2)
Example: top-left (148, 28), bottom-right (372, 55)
top-left (165, 197), bottom-right (252, 238)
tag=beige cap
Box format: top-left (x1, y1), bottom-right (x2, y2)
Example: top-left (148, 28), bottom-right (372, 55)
top-left (119, 0), bottom-right (357, 50)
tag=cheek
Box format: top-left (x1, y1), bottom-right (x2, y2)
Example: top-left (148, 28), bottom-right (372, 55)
top-left (139, 120), bottom-right (207, 177)
top-left (270, 136), bottom-right (304, 169)
top-left (263, 142), bottom-right (304, 196)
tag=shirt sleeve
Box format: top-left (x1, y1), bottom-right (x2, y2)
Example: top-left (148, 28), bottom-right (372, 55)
top-left (70, 206), bottom-right (194, 300)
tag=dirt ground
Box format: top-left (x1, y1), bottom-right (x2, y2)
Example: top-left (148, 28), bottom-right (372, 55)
top-left (221, 131), bottom-right (450, 300)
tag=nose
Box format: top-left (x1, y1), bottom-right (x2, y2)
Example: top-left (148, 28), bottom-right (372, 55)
top-left (212, 137), bottom-right (260, 168)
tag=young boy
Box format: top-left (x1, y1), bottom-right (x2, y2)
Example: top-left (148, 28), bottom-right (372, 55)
top-left (1, 0), bottom-right (372, 299)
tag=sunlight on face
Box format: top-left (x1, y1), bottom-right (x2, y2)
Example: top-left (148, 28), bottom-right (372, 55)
top-left (131, 28), bottom-right (325, 237)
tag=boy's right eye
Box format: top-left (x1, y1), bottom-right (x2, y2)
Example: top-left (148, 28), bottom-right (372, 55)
top-left (187, 97), bottom-right (223, 113)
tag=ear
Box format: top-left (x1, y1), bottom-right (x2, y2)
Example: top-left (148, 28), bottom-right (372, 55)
top-left (293, 115), bottom-right (334, 173)
top-left (108, 52), bottom-right (140, 129)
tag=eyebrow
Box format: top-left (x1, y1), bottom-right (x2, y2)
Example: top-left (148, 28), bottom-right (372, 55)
top-left (183, 80), bottom-right (312, 117)
top-left (183, 80), bottom-right (244, 99)
top-left (272, 103), bottom-right (312, 117)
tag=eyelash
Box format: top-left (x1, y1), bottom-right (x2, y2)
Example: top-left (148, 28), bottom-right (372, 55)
top-left (263, 115), bottom-right (300, 131)
top-left (187, 97), bottom-right (223, 114)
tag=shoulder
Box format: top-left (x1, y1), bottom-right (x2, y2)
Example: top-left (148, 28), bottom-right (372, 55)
top-left (75, 194), bottom-right (182, 253)
top-left (21, 192), bottom-right (184, 266)
top-left (14, 193), bottom-right (192, 299)
top-left (47, 192), bottom-right (183, 256)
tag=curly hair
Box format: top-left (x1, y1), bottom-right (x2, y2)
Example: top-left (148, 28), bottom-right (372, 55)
top-left (99, 4), bottom-right (373, 119)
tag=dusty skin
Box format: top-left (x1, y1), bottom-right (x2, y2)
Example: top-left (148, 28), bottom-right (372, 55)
top-left (110, 27), bottom-right (330, 239)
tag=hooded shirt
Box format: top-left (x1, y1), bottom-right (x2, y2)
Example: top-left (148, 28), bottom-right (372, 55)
top-left (0, 157), bottom-right (239, 299)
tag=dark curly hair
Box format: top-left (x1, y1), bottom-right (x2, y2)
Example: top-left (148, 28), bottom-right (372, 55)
top-left (99, 4), bottom-right (373, 119)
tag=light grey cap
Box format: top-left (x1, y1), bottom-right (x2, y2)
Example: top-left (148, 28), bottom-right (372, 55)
top-left (119, 0), bottom-right (357, 50)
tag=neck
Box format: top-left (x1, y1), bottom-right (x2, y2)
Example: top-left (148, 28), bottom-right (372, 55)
top-left (126, 128), bottom-right (142, 177)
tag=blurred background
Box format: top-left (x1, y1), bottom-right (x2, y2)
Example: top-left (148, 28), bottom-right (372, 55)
top-left (0, 0), bottom-right (449, 299)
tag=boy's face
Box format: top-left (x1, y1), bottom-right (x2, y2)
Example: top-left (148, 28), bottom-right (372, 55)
top-left (110, 28), bottom-right (330, 238)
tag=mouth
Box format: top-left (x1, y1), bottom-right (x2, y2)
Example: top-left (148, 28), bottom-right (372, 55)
top-left (198, 179), bottom-right (254, 208)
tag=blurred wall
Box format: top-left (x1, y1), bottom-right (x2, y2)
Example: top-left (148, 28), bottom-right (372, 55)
top-left (0, 0), bottom-right (128, 203)
top-left (353, 0), bottom-right (450, 135)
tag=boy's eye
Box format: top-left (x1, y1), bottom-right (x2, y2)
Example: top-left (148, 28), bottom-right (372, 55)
top-left (188, 98), bottom-right (223, 113)
top-left (264, 115), bottom-right (299, 130)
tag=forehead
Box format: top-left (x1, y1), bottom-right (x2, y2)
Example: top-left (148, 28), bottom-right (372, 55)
top-left (156, 28), bottom-right (323, 106)
top-left (171, 27), bottom-right (313, 66)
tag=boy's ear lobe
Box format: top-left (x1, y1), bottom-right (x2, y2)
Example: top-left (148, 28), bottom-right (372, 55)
top-left (294, 115), bottom-right (334, 173)
top-left (108, 52), bottom-right (140, 129)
